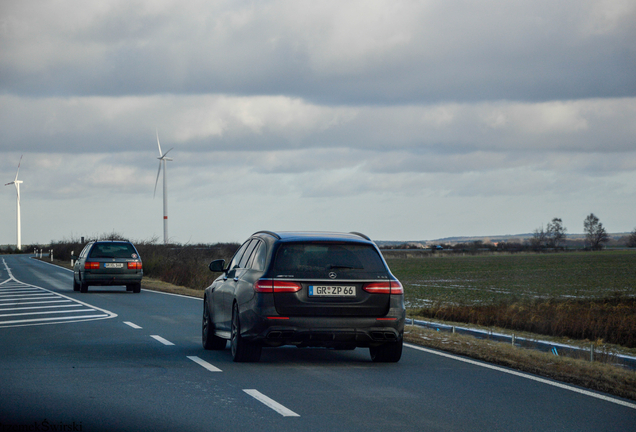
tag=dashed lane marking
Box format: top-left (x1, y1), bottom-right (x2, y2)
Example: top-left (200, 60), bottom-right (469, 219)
top-left (243, 389), bottom-right (300, 417)
top-left (187, 356), bottom-right (222, 372)
top-left (124, 321), bottom-right (142, 329)
top-left (151, 335), bottom-right (175, 346)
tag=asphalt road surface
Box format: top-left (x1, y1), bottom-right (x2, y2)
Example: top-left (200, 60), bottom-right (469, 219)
top-left (1, 254), bottom-right (634, 432)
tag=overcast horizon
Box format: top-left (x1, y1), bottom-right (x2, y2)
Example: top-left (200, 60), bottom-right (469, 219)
top-left (2, 1), bottom-right (635, 245)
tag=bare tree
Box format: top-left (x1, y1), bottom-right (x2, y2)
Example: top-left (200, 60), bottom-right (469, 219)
top-left (531, 225), bottom-right (547, 249)
top-left (628, 227), bottom-right (636, 248)
top-left (583, 213), bottom-right (609, 250)
top-left (546, 218), bottom-right (567, 248)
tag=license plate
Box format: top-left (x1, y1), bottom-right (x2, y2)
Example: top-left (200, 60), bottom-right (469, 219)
top-left (104, 263), bottom-right (124, 268)
top-left (308, 286), bottom-right (356, 297)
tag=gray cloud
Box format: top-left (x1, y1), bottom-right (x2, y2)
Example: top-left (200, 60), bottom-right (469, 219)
top-left (1, 1), bottom-right (634, 103)
top-left (1, 1), bottom-right (635, 244)
top-left (2, 95), bottom-right (634, 154)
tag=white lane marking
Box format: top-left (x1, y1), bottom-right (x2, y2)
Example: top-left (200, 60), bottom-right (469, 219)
top-left (0, 300), bottom-right (71, 307)
top-left (0, 258), bottom-right (117, 328)
top-left (151, 335), bottom-right (175, 346)
top-left (0, 290), bottom-right (42, 295)
top-left (0, 308), bottom-right (94, 318)
top-left (124, 321), bottom-right (142, 329)
top-left (0, 304), bottom-right (81, 312)
top-left (0, 292), bottom-right (45, 297)
top-left (243, 389), bottom-right (300, 417)
top-left (405, 343), bottom-right (636, 410)
top-left (0, 314), bottom-right (110, 325)
top-left (0, 293), bottom-right (56, 298)
top-left (142, 289), bottom-right (202, 300)
top-left (187, 356), bottom-right (222, 372)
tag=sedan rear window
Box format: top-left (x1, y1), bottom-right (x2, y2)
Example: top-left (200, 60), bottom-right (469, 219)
top-left (272, 242), bottom-right (388, 279)
top-left (89, 243), bottom-right (137, 259)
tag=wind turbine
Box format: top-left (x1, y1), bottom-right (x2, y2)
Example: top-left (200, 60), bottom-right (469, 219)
top-left (5, 155), bottom-right (23, 250)
top-left (154, 131), bottom-right (173, 244)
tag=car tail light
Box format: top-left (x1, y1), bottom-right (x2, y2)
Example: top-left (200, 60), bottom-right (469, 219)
top-left (254, 280), bottom-right (273, 293)
top-left (128, 262), bottom-right (142, 270)
top-left (254, 279), bottom-right (302, 293)
top-left (84, 261), bottom-right (100, 270)
top-left (390, 280), bottom-right (404, 294)
top-left (273, 281), bottom-right (302, 292)
top-left (363, 280), bottom-right (403, 294)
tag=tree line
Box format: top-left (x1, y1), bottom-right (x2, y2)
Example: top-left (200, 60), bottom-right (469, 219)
top-left (532, 213), bottom-right (636, 250)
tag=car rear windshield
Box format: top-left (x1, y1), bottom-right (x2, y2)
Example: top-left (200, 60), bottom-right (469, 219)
top-left (271, 242), bottom-right (388, 279)
top-left (89, 243), bottom-right (138, 259)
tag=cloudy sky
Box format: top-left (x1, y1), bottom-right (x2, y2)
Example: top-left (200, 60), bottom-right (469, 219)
top-left (1, 0), bottom-right (635, 245)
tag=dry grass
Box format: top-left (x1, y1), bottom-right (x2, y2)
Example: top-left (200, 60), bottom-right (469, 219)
top-left (404, 325), bottom-right (636, 402)
top-left (415, 297), bottom-right (636, 348)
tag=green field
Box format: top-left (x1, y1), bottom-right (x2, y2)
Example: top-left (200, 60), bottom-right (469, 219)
top-left (385, 250), bottom-right (636, 308)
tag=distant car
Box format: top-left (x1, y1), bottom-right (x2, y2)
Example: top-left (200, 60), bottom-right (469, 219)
top-left (72, 240), bottom-right (143, 293)
top-left (202, 231), bottom-right (405, 362)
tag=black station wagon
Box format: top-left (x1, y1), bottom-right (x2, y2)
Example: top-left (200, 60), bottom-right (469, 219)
top-left (72, 240), bottom-right (143, 293)
top-left (202, 231), bottom-right (405, 362)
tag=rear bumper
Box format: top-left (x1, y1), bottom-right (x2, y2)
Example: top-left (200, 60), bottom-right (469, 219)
top-left (241, 309), bottom-right (406, 348)
top-left (82, 272), bottom-right (143, 286)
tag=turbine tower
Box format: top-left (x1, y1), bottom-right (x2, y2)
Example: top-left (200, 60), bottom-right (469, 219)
top-left (154, 131), bottom-right (173, 244)
top-left (5, 155), bottom-right (23, 250)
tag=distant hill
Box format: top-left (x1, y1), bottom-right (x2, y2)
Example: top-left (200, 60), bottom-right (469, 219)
top-left (375, 232), bottom-right (632, 248)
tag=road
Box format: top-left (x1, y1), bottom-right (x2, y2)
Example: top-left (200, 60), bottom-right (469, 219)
top-left (1, 254), bottom-right (634, 431)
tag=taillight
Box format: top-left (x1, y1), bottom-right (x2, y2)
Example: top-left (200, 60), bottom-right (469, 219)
top-left (254, 280), bottom-right (273, 293)
top-left (84, 262), bottom-right (100, 270)
top-left (363, 280), bottom-right (403, 294)
top-left (272, 281), bottom-right (302, 293)
top-left (254, 279), bottom-right (302, 293)
top-left (128, 262), bottom-right (142, 270)
top-left (390, 280), bottom-right (404, 294)
top-left (363, 282), bottom-right (391, 294)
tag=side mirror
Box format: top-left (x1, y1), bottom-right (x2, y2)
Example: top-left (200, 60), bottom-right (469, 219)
top-left (208, 259), bottom-right (226, 273)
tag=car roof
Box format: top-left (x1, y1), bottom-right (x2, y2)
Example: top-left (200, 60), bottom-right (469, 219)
top-left (253, 231), bottom-right (373, 243)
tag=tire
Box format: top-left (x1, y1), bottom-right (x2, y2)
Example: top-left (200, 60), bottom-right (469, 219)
top-left (202, 300), bottom-right (227, 350)
top-left (80, 281), bottom-right (88, 293)
top-left (73, 278), bottom-right (80, 292)
top-left (369, 339), bottom-right (403, 363)
top-left (132, 283), bottom-right (141, 293)
top-left (230, 303), bottom-right (261, 362)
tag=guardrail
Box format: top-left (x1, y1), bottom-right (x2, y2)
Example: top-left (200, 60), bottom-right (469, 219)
top-left (408, 318), bottom-right (636, 370)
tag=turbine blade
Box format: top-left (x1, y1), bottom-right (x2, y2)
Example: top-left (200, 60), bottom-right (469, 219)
top-left (156, 129), bottom-right (163, 157)
top-left (153, 161), bottom-right (162, 198)
top-left (14, 155), bottom-right (22, 182)
top-left (162, 147), bottom-right (174, 158)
